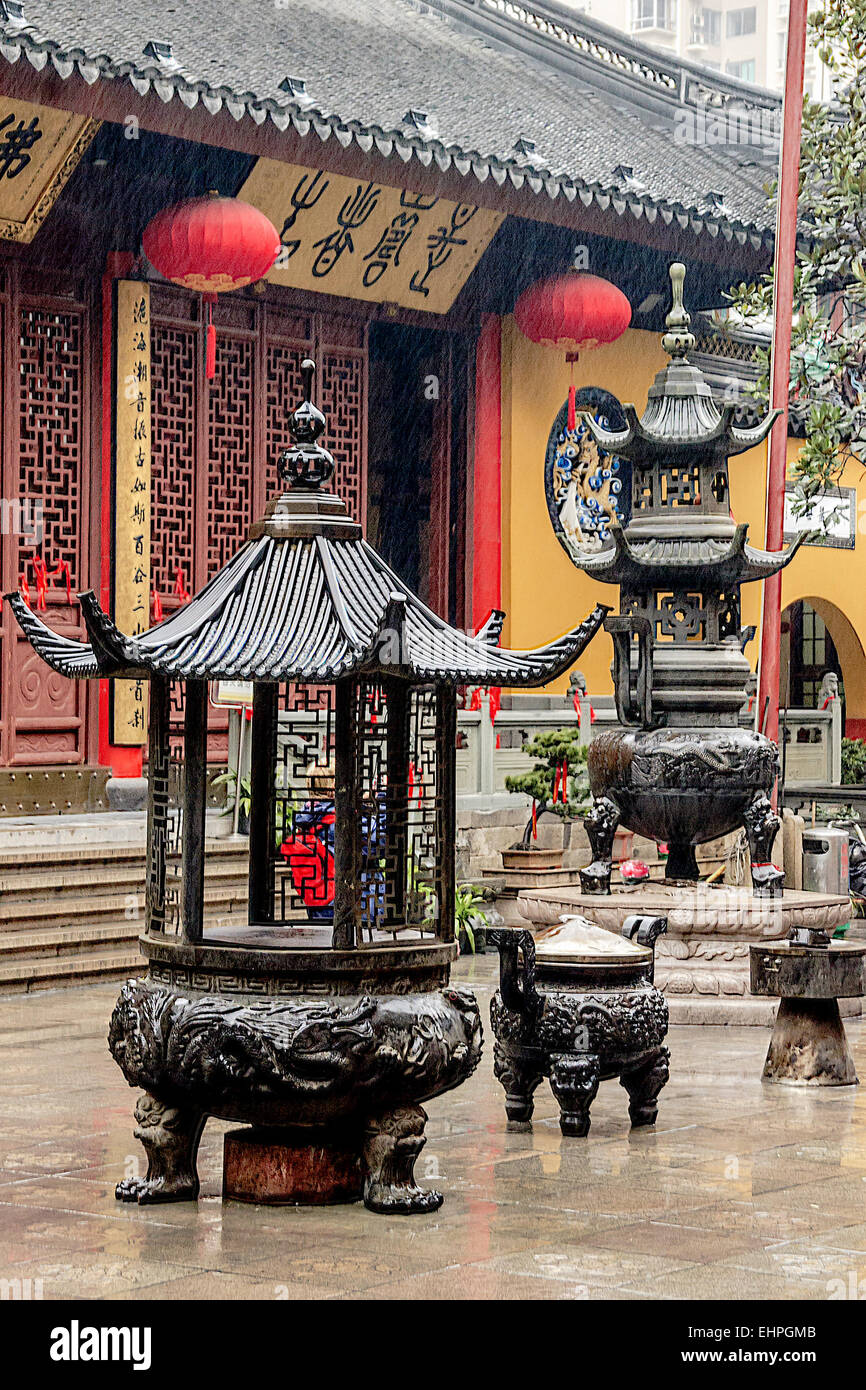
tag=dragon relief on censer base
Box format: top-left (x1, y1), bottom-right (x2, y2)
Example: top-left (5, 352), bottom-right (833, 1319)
top-left (108, 978), bottom-right (482, 1212)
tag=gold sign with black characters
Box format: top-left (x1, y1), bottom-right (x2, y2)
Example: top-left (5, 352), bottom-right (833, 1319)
top-left (239, 159), bottom-right (503, 314)
top-left (112, 282), bottom-right (151, 746)
top-left (0, 96), bottom-right (98, 243)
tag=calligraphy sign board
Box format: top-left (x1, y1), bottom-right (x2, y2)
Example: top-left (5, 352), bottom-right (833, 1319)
top-left (0, 96), bottom-right (98, 243)
top-left (111, 282), bottom-right (151, 745)
top-left (238, 159), bottom-right (503, 314)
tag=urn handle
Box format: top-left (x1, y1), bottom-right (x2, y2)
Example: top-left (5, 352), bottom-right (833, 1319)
top-left (622, 914), bottom-right (667, 983)
top-left (489, 929), bottom-right (540, 1017)
top-left (605, 614), bottom-right (656, 729)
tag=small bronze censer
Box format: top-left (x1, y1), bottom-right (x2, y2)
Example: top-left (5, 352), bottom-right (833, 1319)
top-left (490, 915), bottom-right (669, 1136)
top-left (562, 265), bottom-right (801, 895)
top-left (8, 360), bottom-right (606, 1214)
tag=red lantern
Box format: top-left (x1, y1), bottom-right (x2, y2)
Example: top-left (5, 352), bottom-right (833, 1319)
top-left (142, 193), bottom-right (280, 378)
top-left (514, 272), bottom-right (631, 428)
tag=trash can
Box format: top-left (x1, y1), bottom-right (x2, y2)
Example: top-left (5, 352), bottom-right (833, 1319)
top-left (802, 828), bottom-right (850, 896)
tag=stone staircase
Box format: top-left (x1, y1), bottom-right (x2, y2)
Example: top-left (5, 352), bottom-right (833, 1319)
top-left (0, 839), bottom-right (250, 994)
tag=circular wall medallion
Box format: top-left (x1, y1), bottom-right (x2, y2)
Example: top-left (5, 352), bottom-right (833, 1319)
top-left (544, 386), bottom-right (630, 564)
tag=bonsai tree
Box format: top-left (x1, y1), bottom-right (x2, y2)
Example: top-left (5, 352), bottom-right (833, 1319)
top-left (505, 727), bottom-right (592, 848)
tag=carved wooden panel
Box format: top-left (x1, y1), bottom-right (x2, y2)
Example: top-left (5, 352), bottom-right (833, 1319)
top-left (9, 294), bottom-right (89, 766)
top-left (207, 333), bottom-right (254, 575)
top-left (150, 322), bottom-right (197, 606)
top-left (18, 305), bottom-right (84, 587)
top-left (320, 348), bottom-right (366, 526)
top-left (265, 341), bottom-right (306, 502)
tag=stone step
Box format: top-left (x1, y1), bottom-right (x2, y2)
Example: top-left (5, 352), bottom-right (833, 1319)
top-left (0, 882), bottom-right (249, 933)
top-left (0, 835), bottom-right (247, 872)
top-left (0, 945), bottom-right (146, 994)
top-left (0, 853), bottom-right (249, 901)
top-left (0, 920), bottom-right (142, 958)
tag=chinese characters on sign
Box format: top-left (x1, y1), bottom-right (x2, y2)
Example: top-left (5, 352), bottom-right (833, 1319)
top-left (112, 282), bottom-right (152, 745)
top-left (0, 96), bottom-right (98, 243)
top-left (239, 159), bottom-right (503, 314)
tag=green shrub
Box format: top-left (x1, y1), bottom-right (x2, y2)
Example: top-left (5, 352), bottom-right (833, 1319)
top-left (841, 737), bottom-right (866, 786)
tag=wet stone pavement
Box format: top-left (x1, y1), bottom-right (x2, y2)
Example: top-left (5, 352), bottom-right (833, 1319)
top-left (2, 954), bottom-right (866, 1301)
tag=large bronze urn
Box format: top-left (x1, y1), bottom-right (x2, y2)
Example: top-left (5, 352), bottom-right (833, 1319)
top-left (558, 265), bottom-right (801, 893)
top-left (8, 360), bottom-right (606, 1214)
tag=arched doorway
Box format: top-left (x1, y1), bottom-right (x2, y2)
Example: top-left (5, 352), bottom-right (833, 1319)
top-left (781, 597), bottom-right (866, 737)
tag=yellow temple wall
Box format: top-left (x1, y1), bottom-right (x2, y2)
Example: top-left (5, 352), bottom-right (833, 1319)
top-left (499, 318), bottom-right (866, 722)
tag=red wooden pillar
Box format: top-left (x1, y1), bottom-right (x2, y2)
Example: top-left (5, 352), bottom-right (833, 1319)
top-left (471, 314), bottom-right (502, 632)
top-left (99, 251), bottom-right (142, 778)
top-left (758, 0), bottom-right (808, 751)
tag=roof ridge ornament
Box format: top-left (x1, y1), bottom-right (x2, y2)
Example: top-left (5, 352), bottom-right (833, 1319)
top-left (661, 262), bottom-right (696, 360)
top-left (277, 359), bottom-right (336, 491)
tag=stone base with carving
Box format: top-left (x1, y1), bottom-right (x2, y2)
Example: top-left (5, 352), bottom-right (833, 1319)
top-left (108, 939), bottom-right (482, 1215)
top-left (517, 884), bottom-right (853, 1025)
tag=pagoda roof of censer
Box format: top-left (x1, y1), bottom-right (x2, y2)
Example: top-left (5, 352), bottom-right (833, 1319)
top-left (7, 360), bottom-right (606, 687)
top-left (562, 523), bottom-right (805, 587)
top-left (580, 394), bottom-right (780, 460)
top-left (579, 263), bottom-right (781, 461)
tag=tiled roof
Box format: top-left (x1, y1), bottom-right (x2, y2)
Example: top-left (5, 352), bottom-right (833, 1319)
top-left (6, 526), bottom-right (609, 685)
top-left (0, 0), bottom-right (778, 247)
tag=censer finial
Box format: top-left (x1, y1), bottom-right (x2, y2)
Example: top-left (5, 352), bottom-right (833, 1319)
top-left (277, 357), bottom-right (336, 490)
top-left (661, 262), bottom-right (696, 360)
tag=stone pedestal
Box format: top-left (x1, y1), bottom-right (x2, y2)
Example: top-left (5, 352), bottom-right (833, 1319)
top-left (751, 940), bottom-right (866, 1085)
top-left (482, 856), bottom-right (581, 927)
top-left (223, 1127), bottom-right (363, 1205)
top-left (517, 883), bottom-right (852, 1024)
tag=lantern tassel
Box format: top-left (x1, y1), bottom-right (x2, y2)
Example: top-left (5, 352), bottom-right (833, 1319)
top-left (206, 322), bottom-right (216, 379)
top-left (567, 382), bottom-right (576, 432)
top-left (204, 295), bottom-right (217, 380)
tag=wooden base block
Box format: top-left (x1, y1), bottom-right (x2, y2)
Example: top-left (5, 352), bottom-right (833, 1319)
top-left (223, 1127), bottom-right (364, 1205)
top-left (762, 998), bottom-right (859, 1087)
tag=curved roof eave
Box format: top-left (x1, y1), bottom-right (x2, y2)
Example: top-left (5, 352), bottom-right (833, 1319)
top-left (0, 22), bottom-right (775, 251)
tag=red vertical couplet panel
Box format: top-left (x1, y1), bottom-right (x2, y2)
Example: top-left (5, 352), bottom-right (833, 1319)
top-left (472, 314), bottom-right (502, 633)
top-left (758, 0), bottom-right (809, 752)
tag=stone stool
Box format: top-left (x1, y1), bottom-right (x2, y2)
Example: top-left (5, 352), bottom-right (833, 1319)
top-left (750, 939), bottom-right (866, 1086)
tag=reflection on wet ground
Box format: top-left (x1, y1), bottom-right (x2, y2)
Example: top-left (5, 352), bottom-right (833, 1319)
top-left (2, 954), bottom-right (866, 1300)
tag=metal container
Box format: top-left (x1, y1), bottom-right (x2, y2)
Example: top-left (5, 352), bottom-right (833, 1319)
top-left (802, 827), bottom-right (849, 896)
top-left (489, 914), bottom-right (670, 1136)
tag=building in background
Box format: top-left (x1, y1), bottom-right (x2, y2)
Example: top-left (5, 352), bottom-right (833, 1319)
top-left (0, 0), bottom-right (859, 822)
top-left (570, 0), bottom-right (831, 99)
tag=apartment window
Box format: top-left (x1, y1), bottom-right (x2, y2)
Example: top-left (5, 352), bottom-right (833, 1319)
top-left (632, 0), bottom-right (677, 31)
top-left (726, 58), bottom-right (756, 82)
top-left (726, 6), bottom-right (756, 37)
top-left (702, 8), bottom-right (721, 45)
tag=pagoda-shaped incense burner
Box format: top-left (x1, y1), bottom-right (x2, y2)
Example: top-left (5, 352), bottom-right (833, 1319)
top-left (567, 265), bottom-right (802, 893)
top-left (8, 360), bottom-right (606, 1214)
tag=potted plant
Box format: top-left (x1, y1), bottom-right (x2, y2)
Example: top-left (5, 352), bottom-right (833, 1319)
top-left (212, 768), bottom-right (252, 835)
top-left (454, 883), bottom-right (491, 956)
top-left (504, 727), bottom-right (592, 869)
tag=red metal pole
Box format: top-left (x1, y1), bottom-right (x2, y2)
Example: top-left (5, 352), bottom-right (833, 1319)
top-left (758, 0), bottom-right (809, 751)
top-left (472, 313), bottom-right (502, 631)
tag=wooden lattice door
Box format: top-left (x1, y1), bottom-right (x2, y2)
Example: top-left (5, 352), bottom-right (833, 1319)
top-left (0, 265), bottom-right (93, 767)
top-left (149, 288), bottom-right (367, 756)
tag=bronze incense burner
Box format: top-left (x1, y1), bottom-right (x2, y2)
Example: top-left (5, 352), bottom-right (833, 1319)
top-left (9, 359), bottom-right (606, 1214)
top-left (490, 914), bottom-right (670, 1136)
top-left (556, 265), bottom-right (801, 896)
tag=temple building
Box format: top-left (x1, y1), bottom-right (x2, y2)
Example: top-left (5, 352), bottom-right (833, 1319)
top-left (0, 0), bottom-right (860, 826)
